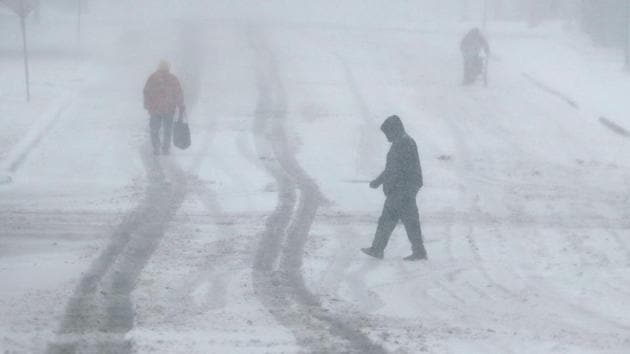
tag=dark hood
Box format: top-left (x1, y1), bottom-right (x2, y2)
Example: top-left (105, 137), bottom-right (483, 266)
top-left (380, 115), bottom-right (406, 142)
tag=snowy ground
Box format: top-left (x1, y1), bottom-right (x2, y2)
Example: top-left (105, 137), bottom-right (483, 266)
top-left (1, 2), bottom-right (630, 353)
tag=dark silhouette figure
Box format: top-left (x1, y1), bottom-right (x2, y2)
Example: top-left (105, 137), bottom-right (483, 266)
top-left (143, 60), bottom-right (185, 155)
top-left (362, 115), bottom-right (427, 261)
top-left (460, 28), bottom-right (490, 85)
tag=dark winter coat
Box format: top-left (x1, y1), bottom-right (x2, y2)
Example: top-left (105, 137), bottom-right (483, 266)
top-left (460, 28), bottom-right (490, 58)
top-left (143, 70), bottom-right (184, 117)
top-left (375, 116), bottom-right (423, 197)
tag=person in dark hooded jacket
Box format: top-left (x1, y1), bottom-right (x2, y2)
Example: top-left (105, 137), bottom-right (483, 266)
top-left (362, 115), bottom-right (428, 261)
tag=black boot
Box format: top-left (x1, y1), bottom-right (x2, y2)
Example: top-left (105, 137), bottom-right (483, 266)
top-left (403, 247), bottom-right (427, 261)
top-left (361, 247), bottom-right (383, 260)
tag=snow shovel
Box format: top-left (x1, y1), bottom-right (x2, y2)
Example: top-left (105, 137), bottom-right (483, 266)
top-left (482, 54), bottom-right (488, 87)
top-left (342, 179), bottom-right (372, 184)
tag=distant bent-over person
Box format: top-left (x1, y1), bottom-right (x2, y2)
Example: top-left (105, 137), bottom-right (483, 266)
top-left (460, 27), bottom-right (490, 85)
top-left (362, 115), bottom-right (428, 261)
top-left (143, 60), bottom-right (185, 155)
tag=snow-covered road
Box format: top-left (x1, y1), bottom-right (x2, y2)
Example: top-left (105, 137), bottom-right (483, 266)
top-left (1, 6), bottom-right (630, 353)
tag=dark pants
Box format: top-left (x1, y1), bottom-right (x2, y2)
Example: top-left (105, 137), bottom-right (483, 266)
top-left (463, 55), bottom-right (482, 84)
top-left (150, 114), bottom-right (174, 153)
top-left (371, 192), bottom-right (426, 255)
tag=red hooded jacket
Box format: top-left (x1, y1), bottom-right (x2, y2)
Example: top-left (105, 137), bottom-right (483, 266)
top-left (143, 70), bottom-right (184, 116)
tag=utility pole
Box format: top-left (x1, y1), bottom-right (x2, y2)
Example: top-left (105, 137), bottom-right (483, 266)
top-left (1, 0), bottom-right (38, 102)
top-left (482, 0), bottom-right (488, 31)
top-left (625, 0), bottom-right (630, 71)
top-left (20, 3), bottom-right (30, 102)
top-left (77, 0), bottom-right (82, 45)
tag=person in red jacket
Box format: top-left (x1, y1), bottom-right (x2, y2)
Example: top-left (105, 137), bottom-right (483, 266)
top-left (143, 60), bottom-right (185, 155)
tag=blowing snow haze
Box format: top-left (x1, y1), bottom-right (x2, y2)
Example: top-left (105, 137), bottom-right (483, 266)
top-left (1, 1), bottom-right (629, 353)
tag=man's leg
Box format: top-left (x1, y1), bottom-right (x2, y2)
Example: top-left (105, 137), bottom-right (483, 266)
top-left (472, 55), bottom-right (482, 80)
top-left (149, 115), bottom-right (162, 155)
top-left (463, 57), bottom-right (474, 85)
top-left (400, 195), bottom-right (427, 259)
top-left (370, 196), bottom-right (401, 255)
top-left (462, 57), bottom-right (468, 84)
top-left (162, 115), bottom-right (174, 154)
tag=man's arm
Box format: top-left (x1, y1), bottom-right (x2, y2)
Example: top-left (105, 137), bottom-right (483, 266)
top-left (370, 142), bottom-right (403, 189)
top-left (370, 170), bottom-right (386, 188)
top-left (418, 158), bottom-right (423, 189)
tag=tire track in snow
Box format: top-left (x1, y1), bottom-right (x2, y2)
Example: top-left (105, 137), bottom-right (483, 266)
top-left (522, 73), bottom-right (579, 110)
top-left (163, 22), bottom-right (248, 320)
top-left (440, 103), bottom-right (627, 337)
top-left (487, 225), bottom-right (616, 338)
top-left (449, 105), bottom-right (630, 348)
top-left (460, 108), bottom-right (630, 338)
top-left (181, 27), bottom-right (235, 310)
top-left (427, 83), bottom-right (627, 349)
top-left (174, 101), bottom-right (247, 316)
top-left (315, 43), bottom-right (390, 314)
top-left (414, 91), bottom-right (551, 328)
top-left (599, 116), bottom-right (630, 138)
top-left (47, 149), bottom-right (187, 354)
top-left (608, 228), bottom-right (630, 264)
top-left (335, 53), bottom-right (382, 177)
top-left (327, 224), bottom-right (386, 313)
top-left (515, 224), bottom-right (630, 335)
top-left (524, 73), bottom-right (630, 140)
top-left (172, 175), bottom-right (239, 315)
top-left (296, 29), bottom-right (382, 178)
top-left (441, 106), bottom-right (522, 301)
top-left (248, 29), bottom-right (385, 353)
top-left (448, 69), bottom-right (630, 341)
